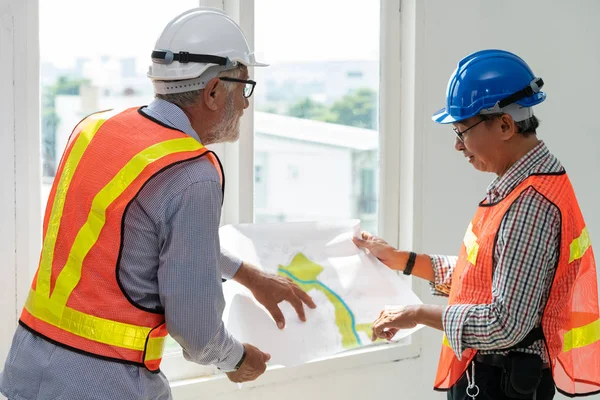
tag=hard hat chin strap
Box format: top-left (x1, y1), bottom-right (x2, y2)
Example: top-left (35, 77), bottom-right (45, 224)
top-left (479, 77), bottom-right (543, 122)
top-left (151, 50), bottom-right (234, 67)
top-left (497, 77), bottom-right (544, 109)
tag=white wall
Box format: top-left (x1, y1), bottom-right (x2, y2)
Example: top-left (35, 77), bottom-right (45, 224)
top-left (415, 1), bottom-right (600, 400)
top-left (419, 0), bottom-right (600, 256)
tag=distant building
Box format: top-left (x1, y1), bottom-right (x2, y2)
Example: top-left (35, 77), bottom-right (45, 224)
top-left (254, 60), bottom-right (378, 109)
top-left (120, 58), bottom-right (137, 78)
top-left (254, 112), bottom-right (378, 232)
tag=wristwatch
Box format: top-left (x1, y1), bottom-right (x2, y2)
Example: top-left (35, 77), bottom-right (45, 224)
top-left (218, 347), bottom-right (247, 372)
top-left (233, 348), bottom-right (247, 371)
top-left (403, 251), bottom-right (417, 276)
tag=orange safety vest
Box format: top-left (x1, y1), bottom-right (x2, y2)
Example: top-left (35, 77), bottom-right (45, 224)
top-left (434, 172), bottom-right (600, 397)
top-left (20, 107), bottom-right (224, 372)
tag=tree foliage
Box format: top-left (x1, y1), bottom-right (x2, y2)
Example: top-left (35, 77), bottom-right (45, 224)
top-left (285, 88), bottom-right (377, 129)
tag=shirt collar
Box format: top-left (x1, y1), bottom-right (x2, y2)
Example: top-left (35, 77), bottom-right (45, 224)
top-left (486, 141), bottom-right (550, 202)
top-left (145, 98), bottom-right (202, 143)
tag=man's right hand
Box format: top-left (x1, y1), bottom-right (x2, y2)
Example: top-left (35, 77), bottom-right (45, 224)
top-left (225, 344), bottom-right (271, 383)
top-left (352, 231), bottom-right (403, 270)
top-left (353, 231), bottom-right (436, 282)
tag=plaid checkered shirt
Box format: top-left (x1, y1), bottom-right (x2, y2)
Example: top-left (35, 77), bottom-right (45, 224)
top-left (430, 141), bottom-right (564, 362)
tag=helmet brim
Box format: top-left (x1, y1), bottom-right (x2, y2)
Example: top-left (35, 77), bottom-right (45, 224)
top-left (246, 61), bottom-right (269, 67)
top-left (432, 108), bottom-right (461, 124)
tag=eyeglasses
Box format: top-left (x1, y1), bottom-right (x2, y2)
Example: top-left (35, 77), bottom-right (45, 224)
top-left (453, 118), bottom-right (486, 142)
top-left (219, 77), bottom-right (257, 98)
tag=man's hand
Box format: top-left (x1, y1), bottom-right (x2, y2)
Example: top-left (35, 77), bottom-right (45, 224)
top-left (371, 305), bottom-right (420, 341)
top-left (233, 263), bottom-right (317, 329)
top-left (352, 231), bottom-right (404, 270)
top-left (371, 304), bottom-right (444, 341)
top-left (226, 343), bottom-right (271, 383)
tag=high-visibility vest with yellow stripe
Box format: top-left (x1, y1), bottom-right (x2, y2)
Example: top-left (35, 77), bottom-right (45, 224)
top-left (434, 172), bottom-right (600, 396)
top-left (20, 107), bottom-right (224, 372)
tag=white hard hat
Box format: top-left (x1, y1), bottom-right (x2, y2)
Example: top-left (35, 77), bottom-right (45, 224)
top-left (148, 7), bottom-right (267, 94)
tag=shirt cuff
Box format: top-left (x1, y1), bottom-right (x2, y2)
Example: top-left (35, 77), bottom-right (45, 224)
top-left (214, 335), bottom-right (245, 372)
top-left (429, 255), bottom-right (452, 297)
top-left (220, 247), bottom-right (243, 280)
top-left (442, 304), bottom-right (476, 360)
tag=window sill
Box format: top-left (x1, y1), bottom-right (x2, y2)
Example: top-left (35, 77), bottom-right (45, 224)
top-left (169, 338), bottom-right (420, 399)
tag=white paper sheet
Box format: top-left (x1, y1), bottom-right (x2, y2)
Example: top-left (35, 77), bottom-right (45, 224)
top-left (220, 220), bottom-right (423, 367)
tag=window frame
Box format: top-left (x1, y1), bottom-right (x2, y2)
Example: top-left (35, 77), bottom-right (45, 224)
top-left (189, 0), bottom-right (422, 388)
top-left (0, 0), bottom-right (42, 363)
top-left (218, 0), bottom-right (404, 240)
top-left (171, 341), bottom-right (420, 398)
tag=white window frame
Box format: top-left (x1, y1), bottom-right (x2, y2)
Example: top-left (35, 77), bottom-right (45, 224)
top-left (1, 0), bottom-right (425, 393)
top-left (0, 0), bottom-right (42, 363)
top-left (170, 0), bottom-right (424, 395)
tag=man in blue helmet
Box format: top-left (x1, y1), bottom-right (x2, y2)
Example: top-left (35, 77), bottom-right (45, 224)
top-left (354, 49), bottom-right (600, 399)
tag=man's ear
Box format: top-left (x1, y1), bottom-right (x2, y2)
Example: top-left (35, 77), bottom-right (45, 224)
top-left (499, 113), bottom-right (517, 140)
top-left (203, 77), bottom-right (222, 111)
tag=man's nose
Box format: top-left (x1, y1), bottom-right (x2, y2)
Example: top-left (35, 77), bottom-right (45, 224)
top-left (454, 136), bottom-right (465, 151)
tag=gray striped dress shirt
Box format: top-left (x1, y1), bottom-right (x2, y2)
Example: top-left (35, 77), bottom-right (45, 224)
top-left (0, 99), bottom-right (244, 400)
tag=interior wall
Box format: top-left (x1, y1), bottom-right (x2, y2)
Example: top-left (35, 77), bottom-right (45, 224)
top-left (416, 1), bottom-right (600, 400)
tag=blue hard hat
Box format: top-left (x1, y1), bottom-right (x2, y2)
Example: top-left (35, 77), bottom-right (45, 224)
top-left (432, 49), bottom-right (546, 124)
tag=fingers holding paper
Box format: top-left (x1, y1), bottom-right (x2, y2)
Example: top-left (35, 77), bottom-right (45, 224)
top-left (371, 305), bottom-right (420, 341)
top-left (372, 304), bottom-right (444, 341)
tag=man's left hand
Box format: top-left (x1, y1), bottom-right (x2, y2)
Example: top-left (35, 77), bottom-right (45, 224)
top-left (233, 263), bottom-right (317, 329)
top-left (371, 304), bottom-right (443, 341)
top-left (371, 305), bottom-right (421, 341)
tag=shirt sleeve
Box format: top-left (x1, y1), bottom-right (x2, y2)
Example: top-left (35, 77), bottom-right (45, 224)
top-left (220, 246), bottom-right (243, 280)
top-left (442, 188), bottom-right (561, 359)
top-left (157, 181), bottom-right (244, 371)
top-left (429, 255), bottom-right (458, 297)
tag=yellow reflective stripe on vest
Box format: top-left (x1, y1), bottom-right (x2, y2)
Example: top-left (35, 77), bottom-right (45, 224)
top-left (50, 137), bottom-right (203, 311)
top-left (569, 227), bottom-right (591, 263)
top-left (25, 289), bottom-right (151, 351)
top-left (443, 334), bottom-right (451, 347)
top-left (36, 112), bottom-right (118, 298)
top-left (563, 318), bottom-right (600, 353)
top-left (146, 337), bottom-right (166, 362)
top-left (463, 223), bottom-right (479, 265)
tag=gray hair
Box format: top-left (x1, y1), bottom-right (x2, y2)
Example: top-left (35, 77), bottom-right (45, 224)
top-left (514, 116), bottom-right (539, 136)
top-left (480, 113), bottom-right (540, 136)
top-left (155, 65), bottom-right (246, 108)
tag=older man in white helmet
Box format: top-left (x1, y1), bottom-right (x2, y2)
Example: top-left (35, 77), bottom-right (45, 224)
top-left (0, 8), bottom-right (315, 400)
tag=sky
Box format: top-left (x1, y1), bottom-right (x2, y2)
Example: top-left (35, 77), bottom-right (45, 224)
top-left (40, 0), bottom-right (380, 72)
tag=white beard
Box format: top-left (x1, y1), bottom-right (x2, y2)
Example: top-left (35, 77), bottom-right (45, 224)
top-left (209, 94), bottom-right (241, 143)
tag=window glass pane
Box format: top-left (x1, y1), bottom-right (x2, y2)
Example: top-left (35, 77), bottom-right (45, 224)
top-left (39, 0), bottom-right (204, 379)
top-left (254, 0), bottom-right (380, 233)
top-left (40, 1), bottom-right (199, 206)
